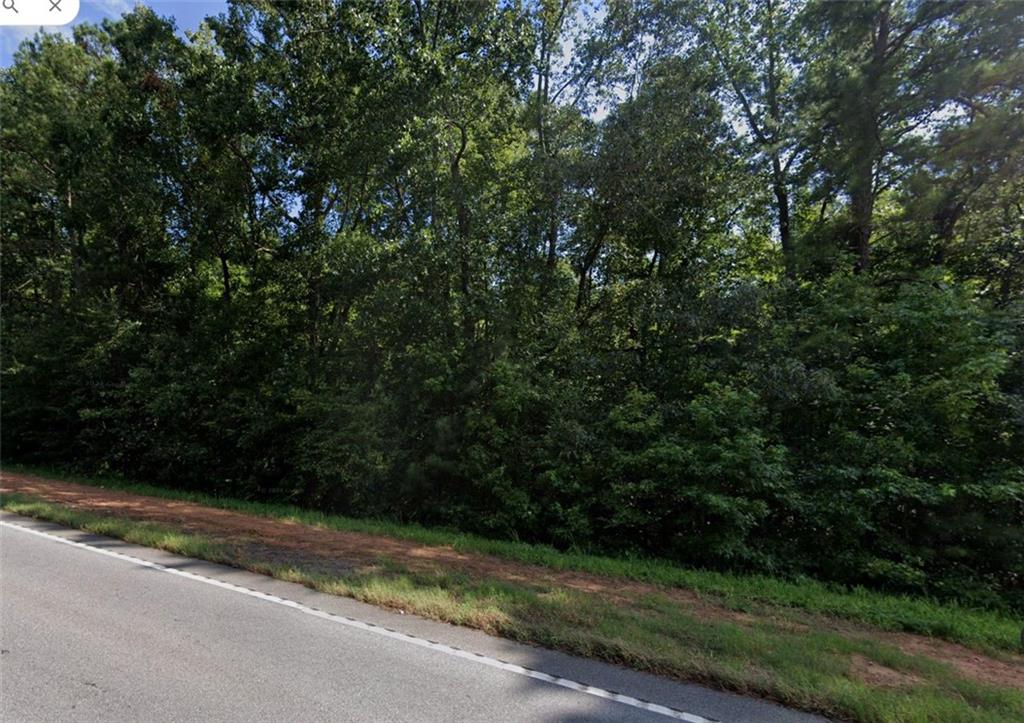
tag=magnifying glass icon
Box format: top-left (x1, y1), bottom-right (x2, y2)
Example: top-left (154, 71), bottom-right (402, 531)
top-left (0, 0), bottom-right (78, 23)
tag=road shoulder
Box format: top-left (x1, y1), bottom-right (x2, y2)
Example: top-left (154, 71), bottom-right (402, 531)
top-left (1, 511), bottom-right (826, 723)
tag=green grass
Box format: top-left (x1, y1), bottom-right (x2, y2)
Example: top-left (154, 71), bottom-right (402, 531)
top-left (3, 489), bottom-right (1023, 723)
top-left (0, 493), bottom-right (235, 564)
top-left (5, 462), bottom-right (1020, 656)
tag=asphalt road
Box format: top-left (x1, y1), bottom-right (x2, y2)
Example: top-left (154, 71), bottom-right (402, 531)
top-left (0, 513), bottom-right (827, 723)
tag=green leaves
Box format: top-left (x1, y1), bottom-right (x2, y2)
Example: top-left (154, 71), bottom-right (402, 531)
top-left (2, 0), bottom-right (1022, 612)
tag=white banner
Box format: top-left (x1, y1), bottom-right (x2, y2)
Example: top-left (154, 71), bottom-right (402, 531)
top-left (1, 0), bottom-right (79, 26)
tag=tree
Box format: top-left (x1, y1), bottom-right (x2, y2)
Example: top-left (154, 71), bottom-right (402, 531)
top-left (3, 0), bottom-right (1022, 612)
top-left (700, 0), bottom-right (804, 278)
top-left (799, 0), bottom-right (1024, 273)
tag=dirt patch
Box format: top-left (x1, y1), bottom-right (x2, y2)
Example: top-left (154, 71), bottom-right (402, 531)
top-left (847, 655), bottom-right (921, 688)
top-left (881, 634), bottom-right (1024, 691)
top-left (806, 616), bottom-right (1024, 691)
top-left (1, 471), bottom-right (694, 605)
top-left (849, 654), bottom-right (923, 689)
top-left (0, 472), bottom-right (765, 632)
top-left (4, 469), bottom-right (1024, 691)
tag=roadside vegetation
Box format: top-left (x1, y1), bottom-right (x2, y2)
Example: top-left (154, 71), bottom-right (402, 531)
top-left (3, 1), bottom-right (1023, 623)
top-left (2, 2), bottom-right (1023, 720)
top-left (4, 476), bottom-right (1024, 723)
top-left (6, 463), bottom-right (1020, 657)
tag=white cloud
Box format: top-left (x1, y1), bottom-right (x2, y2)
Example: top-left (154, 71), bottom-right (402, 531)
top-left (1, 0), bottom-right (132, 64)
top-left (86, 0), bottom-right (132, 15)
top-left (0, 24), bottom-right (72, 62)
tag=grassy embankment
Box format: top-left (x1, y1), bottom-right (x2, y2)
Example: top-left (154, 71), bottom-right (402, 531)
top-left (2, 465), bottom-right (1022, 723)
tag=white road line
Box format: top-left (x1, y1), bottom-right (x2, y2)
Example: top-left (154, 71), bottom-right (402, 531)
top-left (1, 519), bottom-right (719, 723)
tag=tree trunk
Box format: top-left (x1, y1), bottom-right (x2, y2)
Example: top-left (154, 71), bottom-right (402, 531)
top-left (764, 2), bottom-right (794, 279)
top-left (219, 251), bottom-right (232, 301)
top-left (850, 3), bottom-right (891, 273)
top-left (851, 158), bottom-right (874, 273)
top-left (771, 158), bottom-right (794, 278)
top-left (545, 208), bottom-right (558, 269)
top-left (450, 124), bottom-right (473, 342)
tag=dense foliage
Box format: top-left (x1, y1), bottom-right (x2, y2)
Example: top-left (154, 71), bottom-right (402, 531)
top-left (3, 0), bottom-right (1023, 611)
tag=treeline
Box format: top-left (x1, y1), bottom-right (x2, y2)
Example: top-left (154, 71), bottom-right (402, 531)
top-left (2, 0), bottom-right (1023, 611)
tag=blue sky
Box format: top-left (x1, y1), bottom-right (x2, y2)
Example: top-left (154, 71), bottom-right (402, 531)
top-left (1, 0), bottom-right (228, 66)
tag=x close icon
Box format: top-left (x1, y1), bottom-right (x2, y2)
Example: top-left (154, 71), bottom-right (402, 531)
top-left (0, 0), bottom-right (79, 26)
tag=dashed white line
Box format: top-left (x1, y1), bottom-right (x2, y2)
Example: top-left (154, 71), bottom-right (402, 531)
top-left (1, 519), bottom-right (719, 723)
